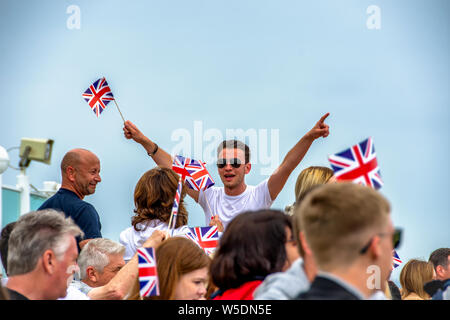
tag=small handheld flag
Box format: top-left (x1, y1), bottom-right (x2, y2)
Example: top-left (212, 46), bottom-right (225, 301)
top-left (392, 250), bottom-right (402, 270)
top-left (185, 226), bottom-right (219, 256)
top-left (172, 155), bottom-right (215, 191)
top-left (82, 77), bottom-right (114, 117)
top-left (328, 137), bottom-right (383, 189)
top-left (82, 77), bottom-right (125, 122)
top-left (137, 247), bottom-right (159, 297)
top-left (168, 175), bottom-right (183, 233)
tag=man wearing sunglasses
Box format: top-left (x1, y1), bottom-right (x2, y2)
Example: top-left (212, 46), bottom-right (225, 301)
top-left (297, 182), bottom-right (400, 300)
top-left (122, 113), bottom-right (330, 230)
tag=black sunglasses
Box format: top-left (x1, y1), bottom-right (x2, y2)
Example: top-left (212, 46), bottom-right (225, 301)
top-left (359, 228), bottom-right (402, 255)
top-left (217, 158), bottom-right (242, 169)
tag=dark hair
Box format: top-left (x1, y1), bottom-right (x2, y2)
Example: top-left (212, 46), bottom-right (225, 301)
top-left (0, 222), bottom-right (16, 275)
top-left (429, 248), bottom-right (450, 269)
top-left (132, 167), bottom-right (188, 231)
top-left (210, 209), bottom-right (291, 291)
top-left (217, 140), bottom-right (250, 163)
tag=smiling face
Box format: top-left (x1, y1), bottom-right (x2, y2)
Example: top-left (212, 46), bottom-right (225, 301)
top-left (217, 148), bottom-right (251, 195)
top-left (72, 151), bottom-right (101, 198)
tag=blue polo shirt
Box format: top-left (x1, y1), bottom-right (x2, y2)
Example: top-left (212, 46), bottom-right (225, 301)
top-left (38, 188), bottom-right (102, 248)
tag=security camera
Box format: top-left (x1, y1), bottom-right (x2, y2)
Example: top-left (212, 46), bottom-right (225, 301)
top-left (19, 138), bottom-right (54, 168)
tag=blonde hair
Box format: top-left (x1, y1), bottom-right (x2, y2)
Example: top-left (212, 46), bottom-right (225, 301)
top-left (400, 259), bottom-right (434, 300)
top-left (298, 182), bottom-right (390, 271)
top-left (285, 166), bottom-right (334, 216)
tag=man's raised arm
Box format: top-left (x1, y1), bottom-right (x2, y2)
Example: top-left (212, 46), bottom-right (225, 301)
top-left (123, 120), bottom-right (173, 168)
top-left (267, 113), bottom-right (330, 201)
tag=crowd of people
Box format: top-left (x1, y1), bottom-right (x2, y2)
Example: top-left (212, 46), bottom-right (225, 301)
top-left (0, 114), bottom-right (449, 301)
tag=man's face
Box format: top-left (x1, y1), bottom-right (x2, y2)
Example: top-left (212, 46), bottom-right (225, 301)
top-left (73, 153), bottom-right (101, 197)
top-left (94, 253), bottom-right (125, 287)
top-left (217, 148), bottom-right (250, 190)
top-left (377, 218), bottom-right (395, 291)
top-left (436, 256), bottom-right (450, 281)
top-left (53, 236), bottom-right (79, 300)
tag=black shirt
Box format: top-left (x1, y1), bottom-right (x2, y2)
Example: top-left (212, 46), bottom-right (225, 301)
top-left (38, 188), bottom-right (102, 249)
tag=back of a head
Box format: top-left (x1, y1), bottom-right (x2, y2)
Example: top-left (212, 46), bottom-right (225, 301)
top-left (153, 237), bottom-right (210, 300)
top-left (294, 166), bottom-right (334, 203)
top-left (78, 238), bottom-right (125, 280)
top-left (7, 209), bottom-right (83, 276)
top-left (132, 167), bottom-right (188, 230)
top-left (298, 182), bottom-right (391, 271)
top-left (0, 222), bottom-right (16, 275)
top-left (400, 259), bottom-right (435, 299)
top-left (210, 209), bottom-right (291, 291)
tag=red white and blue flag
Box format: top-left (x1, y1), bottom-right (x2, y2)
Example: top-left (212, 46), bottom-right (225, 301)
top-left (185, 226), bottom-right (219, 256)
top-left (169, 176), bottom-right (183, 231)
top-left (172, 155), bottom-right (215, 191)
top-left (137, 247), bottom-right (159, 297)
top-left (82, 77), bottom-right (115, 117)
top-left (392, 250), bottom-right (402, 270)
top-left (328, 137), bottom-right (383, 190)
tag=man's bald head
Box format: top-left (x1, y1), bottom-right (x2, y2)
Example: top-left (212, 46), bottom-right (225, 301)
top-left (60, 149), bottom-right (101, 198)
top-left (61, 149), bottom-right (98, 173)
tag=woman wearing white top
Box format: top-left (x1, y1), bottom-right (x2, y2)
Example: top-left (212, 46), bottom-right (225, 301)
top-left (119, 167), bottom-right (190, 261)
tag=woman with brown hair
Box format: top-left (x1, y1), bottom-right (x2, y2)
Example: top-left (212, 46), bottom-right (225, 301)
top-left (119, 167), bottom-right (191, 261)
top-left (149, 237), bottom-right (211, 300)
top-left (400, 259), bottom-right (436, 300)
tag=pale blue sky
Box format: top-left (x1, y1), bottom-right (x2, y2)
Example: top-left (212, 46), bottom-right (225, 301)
top-left (1, 0), bottom-right (449, 284)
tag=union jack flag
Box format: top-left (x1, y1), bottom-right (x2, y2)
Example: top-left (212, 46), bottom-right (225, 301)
top-left (82, 77), bottom-right (115, 117)
top-left (328, 137), bottom-right (383, 190)
top-left (172, 155), bottom-right (215, 191)
top-left (137, 247), bottom-right (159, 297)
top-left (169, 176), bottom-right (183, 231)
top-left (392, 250), bottom-right (402, 269)
top-left (185, 226), bottom-right (219, 256)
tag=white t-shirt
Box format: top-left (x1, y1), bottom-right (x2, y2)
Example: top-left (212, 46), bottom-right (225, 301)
top-left (119, 219), bottom-right (191, 261)
top-left (198, 178), bottom-right (274, 229)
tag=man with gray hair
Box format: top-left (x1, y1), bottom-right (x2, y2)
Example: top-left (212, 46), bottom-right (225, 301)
top-left (72, 238), bottom-right (126, 295)
top-left (6, 209), bottom-right (83, 300)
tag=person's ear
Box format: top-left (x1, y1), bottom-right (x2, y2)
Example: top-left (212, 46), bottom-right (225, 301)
top-left (42, 249), bottom-right (56, 275)
top-left (299, 231), bottom-right (312, 256)
top-left (368, 236), bottom-right (382, 260)
top-left (86, 266), bottom-right (98, 283)
top-left (66, 166), bottom-right (76, 182)
top-left (244, 163), bottom-right (251, 174)
top-left (436, 265), bottom-right (444, 279)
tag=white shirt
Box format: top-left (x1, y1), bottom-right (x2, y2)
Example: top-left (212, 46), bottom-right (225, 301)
top-left (119, 219), bottom-right (191, 261)
top-left (198, 178), bottom-right (274, 229)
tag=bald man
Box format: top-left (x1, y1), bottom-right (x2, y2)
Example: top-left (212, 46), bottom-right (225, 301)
top-left (39, 149), bottom-right (102, 250)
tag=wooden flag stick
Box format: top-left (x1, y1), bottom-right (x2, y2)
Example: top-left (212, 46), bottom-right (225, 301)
top-left (113, 99), bottom-right (125, 123)
top-left (205, 196), bottom-right (215, 217)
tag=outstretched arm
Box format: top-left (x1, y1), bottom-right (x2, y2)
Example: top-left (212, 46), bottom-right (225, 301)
top-left (87, 230), bottom-right (167, 300)
top-left (123, 120), bottom-right (173, 168)
top-left (123, 120), bottom-right (201, 202)
top-left (267, 113), bottom-right (330, 201)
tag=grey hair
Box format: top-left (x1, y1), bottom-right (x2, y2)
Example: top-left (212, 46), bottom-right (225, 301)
top-left (7, 209), bottom-right (83, 276)
top-left (78, 238), bottom-right (125, 280)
